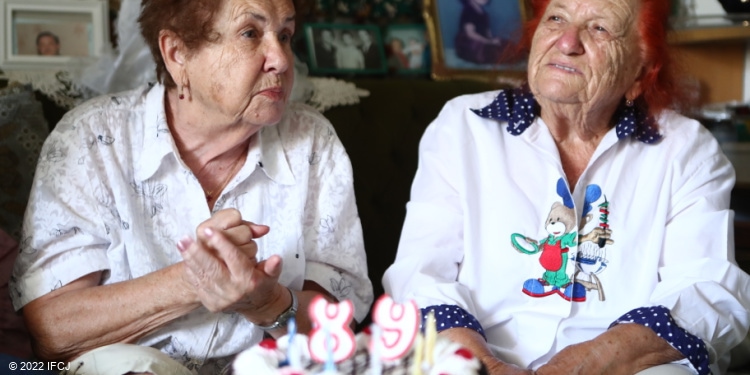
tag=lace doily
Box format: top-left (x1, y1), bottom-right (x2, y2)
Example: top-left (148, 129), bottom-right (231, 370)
top-left (4, 70), bottom-right (95, 110)
top-left (307, 77), bottom-right (370, 113)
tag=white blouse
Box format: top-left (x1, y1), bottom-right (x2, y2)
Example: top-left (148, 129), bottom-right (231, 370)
top-left (11, 83), bottom-right (373, 373)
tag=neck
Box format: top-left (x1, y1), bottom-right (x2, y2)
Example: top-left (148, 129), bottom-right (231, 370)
top-left (539, 101), bottom-right (615, 145)
top-left (165, 87), bottom-right (258, 170)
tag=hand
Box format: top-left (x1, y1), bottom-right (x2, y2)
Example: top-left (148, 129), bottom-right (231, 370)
top-left (483, 356), bottom-right (535, 375)
top-left (533, 324), bottom-right (683, 375)
top-left (177, 208), bottom-right (282, 314)
top-left (579, 227), bottom-right (614, 246)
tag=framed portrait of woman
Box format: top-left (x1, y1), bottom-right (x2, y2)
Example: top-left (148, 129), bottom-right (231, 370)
top-left (423, 0), bottom-right (530, 83)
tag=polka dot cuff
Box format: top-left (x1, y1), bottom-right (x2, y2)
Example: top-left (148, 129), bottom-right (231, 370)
top-left (609, 305), bottom-right (710, 375)
top-left (420, 304), bottom-right (486, 340)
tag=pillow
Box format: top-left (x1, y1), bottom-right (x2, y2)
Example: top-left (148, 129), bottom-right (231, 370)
top-left (0, 82), bottom-right (49, 240)
top-left (0, 228), bottom-right (31, 358)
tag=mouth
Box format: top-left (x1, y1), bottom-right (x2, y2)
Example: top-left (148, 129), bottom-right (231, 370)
top-left (550, 63), bottom-right (578, 74)
top-left (258, 87), bottom-right (285, 101)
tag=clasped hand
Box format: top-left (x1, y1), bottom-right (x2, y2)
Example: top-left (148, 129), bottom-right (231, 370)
top-left (177, 208), bottom-right (283, 315)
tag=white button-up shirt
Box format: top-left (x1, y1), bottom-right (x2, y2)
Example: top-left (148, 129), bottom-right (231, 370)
top-left (11, 83), bottom-right (373, 373)
top-left (383, 90), bottom-right (750, 374)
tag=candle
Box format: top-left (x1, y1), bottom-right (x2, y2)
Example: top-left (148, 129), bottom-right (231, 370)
top-left (371, 295), bottom-right (419, 361)
top-left (423, 310), bottom-right (437, 368)
top-left (287, 317), bottom-right (301, 369)
top-left (411, 331), bottom-right (424, 375)
top-left (323, 327), bottom-right (337, 373)
top-left (369, 324), bottom-right (383, 375)
top-left (308, 295), bottom-right (356, 364)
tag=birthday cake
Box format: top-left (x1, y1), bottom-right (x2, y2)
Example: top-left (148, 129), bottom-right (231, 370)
top-left (231, 295), bottom-right (484, 375)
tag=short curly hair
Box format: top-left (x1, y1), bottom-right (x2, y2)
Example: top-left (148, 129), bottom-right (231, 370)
top-left (138, 0), bottom-right (223, 88)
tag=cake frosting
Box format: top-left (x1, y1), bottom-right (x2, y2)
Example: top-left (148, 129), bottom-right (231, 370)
top-left (231, 329), bottom-right (482, 375)
top-left (230, 295), bottom-right (483, 375)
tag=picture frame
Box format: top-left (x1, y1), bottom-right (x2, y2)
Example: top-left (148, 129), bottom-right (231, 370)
top-left (423, 0), bottom-right (530, 83)
top-left (304, 23), bottom-right (387, 76)
top-left (383, 24), bottom-right (430, 75)
top-left (0, 0), bottom-right (109, 70)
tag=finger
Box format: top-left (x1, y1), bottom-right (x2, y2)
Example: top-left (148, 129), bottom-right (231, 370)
top-left (198, 208), bottom-right (243, 235)
top-left (224, 225), bottom-right (254, 246)
top-left (202, 227), bottom-right (256, 278)
top-left (177, 235), bottom-right (224, 281)
top-left (246, 222), bottom-right (270, 238)
top-left (259, 254), bottom-right (283, 278)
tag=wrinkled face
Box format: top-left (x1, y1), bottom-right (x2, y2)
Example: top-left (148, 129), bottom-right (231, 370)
top-left (184, 0), bottom-right (295, 127)
top-left (37, 36), bottom-right (60, 56)
top-left (527, 0), bottom-right (644, 111)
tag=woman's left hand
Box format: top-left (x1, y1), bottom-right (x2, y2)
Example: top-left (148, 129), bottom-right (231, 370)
top-left (533, 323), bottom-right (683, 375)
top-left (178, 208), bottom-right (284, 315)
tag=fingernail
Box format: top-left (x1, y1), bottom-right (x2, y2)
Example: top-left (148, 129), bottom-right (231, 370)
top-left (204, 227), bottom-right (214, 237)
top-left (177, 237), bottom-right (193, 252)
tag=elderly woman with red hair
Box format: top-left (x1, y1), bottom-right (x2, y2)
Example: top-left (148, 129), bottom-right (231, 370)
top-left (383, 0), bottom-right (750, 374)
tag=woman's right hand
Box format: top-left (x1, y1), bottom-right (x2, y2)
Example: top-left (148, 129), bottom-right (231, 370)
top-left (177, 208), bottom-right (283, 315)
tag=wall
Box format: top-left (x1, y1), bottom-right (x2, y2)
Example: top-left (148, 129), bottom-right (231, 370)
top-left (693, 0), bottom-right (750, 103)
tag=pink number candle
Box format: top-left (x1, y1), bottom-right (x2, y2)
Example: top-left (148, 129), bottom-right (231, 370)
top-left (371, 295), bottom-right (420, 361)
top-left (308, 295), bottom-right (356, 363)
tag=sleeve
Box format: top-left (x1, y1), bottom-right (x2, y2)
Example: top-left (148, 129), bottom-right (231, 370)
top-left (609, 306), bottom-right (709, 375)
top-left (301, 112), bottom-right (374, 323)
top-left (382, 101), bottom-right (482, 316)
top-left (649, 123), bottom-right (750, 372)
top-left (9, 116), bottom-right (111, 310)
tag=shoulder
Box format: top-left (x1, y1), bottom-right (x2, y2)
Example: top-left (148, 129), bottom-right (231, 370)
top-left (54, 84), bottom-right (152, 135)
top-left (653, 109), bottom-right (732, 174)
top-left (430, 90), bottom-right (507, 131)
top-left (279, 101), bottom-right (338, 138)
top-left (655, 110), bottom-right (717, 151)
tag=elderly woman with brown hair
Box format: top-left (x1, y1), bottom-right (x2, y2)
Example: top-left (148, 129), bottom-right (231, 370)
top-left (10, 0), bottom-right (373, 373)
top-left (383, 0), bottom-right (750, 374)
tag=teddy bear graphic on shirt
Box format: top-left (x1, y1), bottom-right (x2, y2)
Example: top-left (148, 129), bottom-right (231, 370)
top-left (511, 178), bottom-right (614, 302)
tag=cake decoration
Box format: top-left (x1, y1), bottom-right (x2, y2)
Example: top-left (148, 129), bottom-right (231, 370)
top-left (231, 294), bottom-right (483, 375)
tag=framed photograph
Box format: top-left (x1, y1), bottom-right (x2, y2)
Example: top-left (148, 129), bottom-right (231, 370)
top-left (0, 0), bottom-right (109, 70)
top-left (304, 23), bottom-right (387, 76)
top-left (383, 24), bottom-right (430, 75)
top-left (424, 0), bottom-right (530, 83)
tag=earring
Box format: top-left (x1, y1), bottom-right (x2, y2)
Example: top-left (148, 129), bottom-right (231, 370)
top-left (625, 98), bottom-right (634, 107)
top-left (178, 85), bottom-right (185, 100)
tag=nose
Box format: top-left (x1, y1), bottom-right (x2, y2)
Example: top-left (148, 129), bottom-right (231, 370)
top-left (263, 36), bottom-right (291, 74)
top-left (556, 25), bottom-right (584, 55)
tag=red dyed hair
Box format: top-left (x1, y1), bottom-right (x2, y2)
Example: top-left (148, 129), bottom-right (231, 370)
top-left (521, 0), bottom-right (686, 115)
top-left (138, 0), bottom-right (223, 88)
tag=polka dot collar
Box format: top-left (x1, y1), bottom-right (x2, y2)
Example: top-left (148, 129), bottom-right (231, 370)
top-left (471, 85), bottom-right (662, 144)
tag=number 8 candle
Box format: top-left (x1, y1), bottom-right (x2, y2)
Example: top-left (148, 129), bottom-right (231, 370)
top-left (308, 295), bottom-right (356, 363)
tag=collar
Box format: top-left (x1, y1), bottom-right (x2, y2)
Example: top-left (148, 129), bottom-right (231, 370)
top-left (471, 85), bottom-right (662, 144)
top-left (136, 83), bottom-right (173, 182)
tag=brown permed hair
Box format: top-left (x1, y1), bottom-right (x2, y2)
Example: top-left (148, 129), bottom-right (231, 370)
top-left (138, 0), bottom-right (223, 88)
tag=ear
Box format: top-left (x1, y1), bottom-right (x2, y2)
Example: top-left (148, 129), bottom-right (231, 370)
top-left (159, 29), bottom-right (188, 86)
top-left (625, 61), bottom-right (650, 101)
